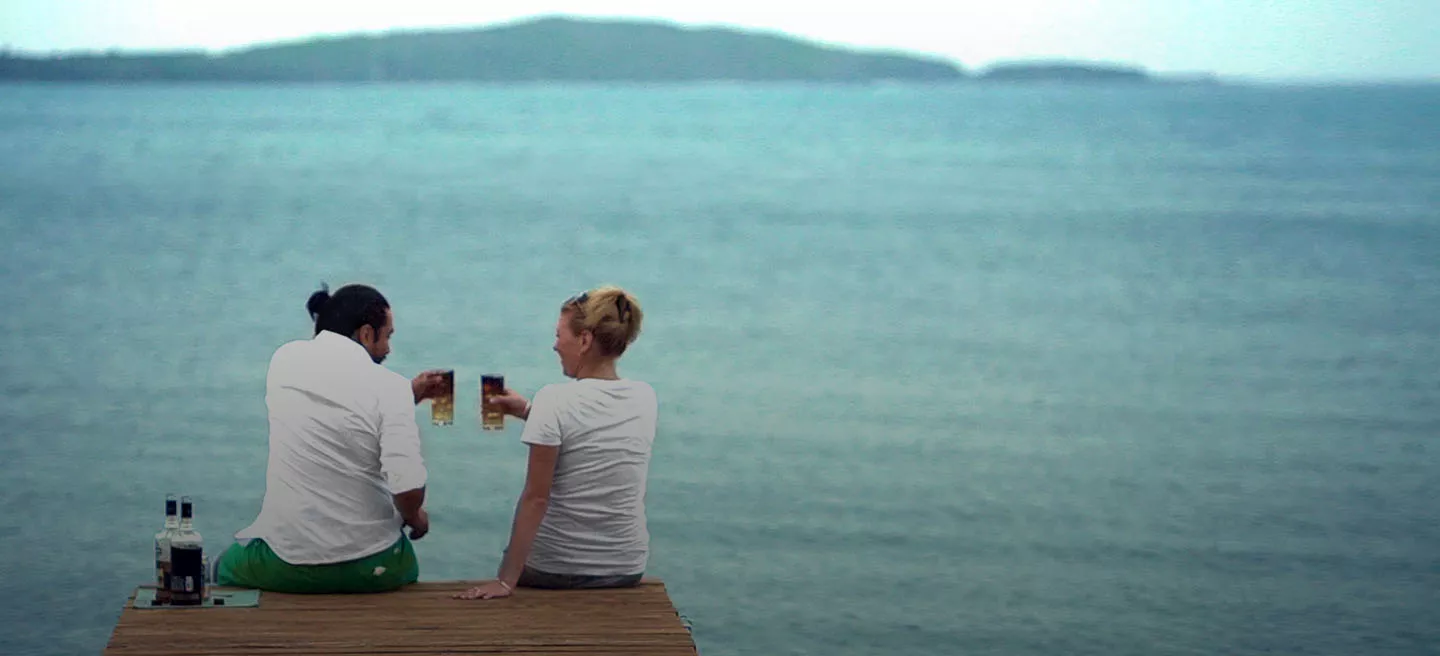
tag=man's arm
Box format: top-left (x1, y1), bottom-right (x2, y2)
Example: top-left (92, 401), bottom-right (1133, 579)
top-left (393, 487), bottom-right (428, 540)
top-left (411, 370), bottom-right (449, 405)
top-left (380, 375), bottom-right (430, 539)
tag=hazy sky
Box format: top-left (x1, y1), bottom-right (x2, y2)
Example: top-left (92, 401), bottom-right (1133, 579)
top-left (2, 0), bottom-right (1436, 80)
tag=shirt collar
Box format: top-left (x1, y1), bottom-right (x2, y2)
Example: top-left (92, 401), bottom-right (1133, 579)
top-left (314, 330), bottom-right (373, 363)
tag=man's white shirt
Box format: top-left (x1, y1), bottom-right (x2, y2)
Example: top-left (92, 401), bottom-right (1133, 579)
top-left (234, 330), bottom-right (427, 565)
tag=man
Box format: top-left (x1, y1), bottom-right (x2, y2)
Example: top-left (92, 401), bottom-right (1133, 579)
top-left (213, 283), bottom-right (448, 593)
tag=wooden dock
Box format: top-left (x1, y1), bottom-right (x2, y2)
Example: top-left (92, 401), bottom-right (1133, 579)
top-left (105, 579), bottom-right (698, 655)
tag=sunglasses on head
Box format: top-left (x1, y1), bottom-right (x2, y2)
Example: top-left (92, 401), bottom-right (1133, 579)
top-left (566, 290), bottom-right (629, 321)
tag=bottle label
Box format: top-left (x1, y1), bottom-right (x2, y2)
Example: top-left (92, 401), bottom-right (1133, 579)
top-left (154, 536), bottom-right (173, 600)
top-left (170, 545), bottom-right (205, 604)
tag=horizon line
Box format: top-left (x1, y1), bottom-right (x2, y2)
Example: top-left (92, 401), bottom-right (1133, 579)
top-left (0, 13), bottom-right (1435, 84)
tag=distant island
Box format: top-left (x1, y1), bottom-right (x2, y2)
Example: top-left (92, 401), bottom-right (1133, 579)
top-left (979, 61), bottom-right (1150, 82)
top-left (0, 15), bottom-right (1205, 85)
top-left (0, 16), bottom-right (961, 82)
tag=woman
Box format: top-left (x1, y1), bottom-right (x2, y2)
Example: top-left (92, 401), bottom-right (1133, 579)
top-left (456, 285), bottom-right (657, 600)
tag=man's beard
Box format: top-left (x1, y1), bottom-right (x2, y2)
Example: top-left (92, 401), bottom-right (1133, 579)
top-left (371, 353), bottom-right (386, 365)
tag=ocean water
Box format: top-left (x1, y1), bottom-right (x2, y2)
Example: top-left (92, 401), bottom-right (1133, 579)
top-left (1, 81), bottom-right (1437, 656)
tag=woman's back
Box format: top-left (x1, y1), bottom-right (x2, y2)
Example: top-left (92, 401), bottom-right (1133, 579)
top-left (520, 377), bottom-right (658, 576)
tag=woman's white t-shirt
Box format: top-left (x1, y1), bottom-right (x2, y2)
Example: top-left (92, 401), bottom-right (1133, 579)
top-left (520, 378), bottom-right (658, 576)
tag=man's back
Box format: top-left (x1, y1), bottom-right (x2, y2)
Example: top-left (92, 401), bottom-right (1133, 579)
top-left (235, 330), bottom-right (427, 566)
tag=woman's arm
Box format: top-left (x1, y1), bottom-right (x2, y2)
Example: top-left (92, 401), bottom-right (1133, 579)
top-left (496, 444), bottom-right (559, 583)
top-left (455, 443), bottom-right (559, 600)
top-left (487, 388), bottom-right (531, 420)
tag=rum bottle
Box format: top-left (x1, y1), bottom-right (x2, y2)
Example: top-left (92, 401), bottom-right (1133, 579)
top-left (153, 494), bottom-right (178, 604)
top-left (168, 496), bottom-right (205, 605)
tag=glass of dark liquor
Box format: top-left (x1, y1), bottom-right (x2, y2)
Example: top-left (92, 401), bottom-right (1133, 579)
top-left (481, 374), bottom-right (505, 431)
top-left (431, 370), bottom-right (455, 426)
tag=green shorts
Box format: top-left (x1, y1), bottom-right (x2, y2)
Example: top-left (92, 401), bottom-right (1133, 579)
top-left (214, 535), bottom-right (418, 594)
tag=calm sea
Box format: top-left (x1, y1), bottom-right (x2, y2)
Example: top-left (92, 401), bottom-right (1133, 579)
top-left (1, 82), bottom-right (1437, 656)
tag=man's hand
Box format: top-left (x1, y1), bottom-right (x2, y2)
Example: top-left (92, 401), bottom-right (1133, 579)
top-left (406, 508), bottom-right (429, 541)
top-left (411, 370), bottom-right (450, 404)
top-left (484, 388), bottom-right (531, 419)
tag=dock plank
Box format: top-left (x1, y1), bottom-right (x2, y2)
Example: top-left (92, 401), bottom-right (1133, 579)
top-left (105, 580), bottom-right (697, 656)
